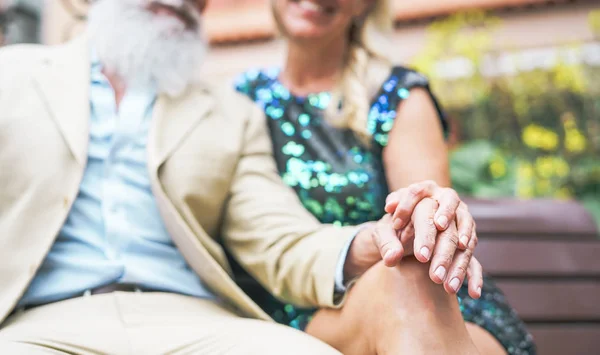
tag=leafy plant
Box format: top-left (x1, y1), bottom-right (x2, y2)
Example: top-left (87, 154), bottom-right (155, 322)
top-left (413, 11), bottom-right (600, 229)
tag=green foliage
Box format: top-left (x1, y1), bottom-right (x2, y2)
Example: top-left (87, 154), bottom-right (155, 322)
top-left (450, 140), bottom-right (516, 198)
top-left (413, 11), bottom-right (600, 229)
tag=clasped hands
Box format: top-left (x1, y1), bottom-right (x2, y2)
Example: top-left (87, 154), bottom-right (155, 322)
top-left (345, 180), bottom-right (482, 299)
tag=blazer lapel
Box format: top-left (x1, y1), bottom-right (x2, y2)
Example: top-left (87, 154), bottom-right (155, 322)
top-left (32, 35), bottom-right (91, 166)
top-left (148, 85), bottom-right (215, 172)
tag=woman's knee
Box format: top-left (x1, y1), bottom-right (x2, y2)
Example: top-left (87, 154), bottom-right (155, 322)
top-left (349, 258), bottom-right (456, 315)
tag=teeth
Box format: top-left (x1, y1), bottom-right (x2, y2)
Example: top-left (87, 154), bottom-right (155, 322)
top-left (298, 0), bottom-right (324, 13)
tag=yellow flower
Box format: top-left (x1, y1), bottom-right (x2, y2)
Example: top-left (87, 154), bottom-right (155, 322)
top-left (518, 161), bottom-right (534, 180)
top-left (535, 156), bottom-right (570, 178)
top-left (555, 158), bottom-right (570, 177)
top-left (489, 156), bottom-right (507, 179)
top-left (565, 129), bottom-right (587, 153)
top-left (536, 179), bottom-right (552, 195)
top-left (553, 62), bottom-right (586, 93)
top-left (522, 124), bottom-right (559, 151)
top-left (535, 157), bottom-right (554, 179)
top-left (555, 187), bottom-right (573, 200)
top-left (517, 161), bottom-right (535, 198)
top-left (517, 184), bottom-right (535, 198)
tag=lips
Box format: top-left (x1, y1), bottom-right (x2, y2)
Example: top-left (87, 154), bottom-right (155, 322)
top-left (291, 0), bottom-right (335, 15)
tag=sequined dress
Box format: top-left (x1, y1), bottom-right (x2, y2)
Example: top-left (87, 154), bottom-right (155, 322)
top-left (235, 66), bottom-right (536, 355)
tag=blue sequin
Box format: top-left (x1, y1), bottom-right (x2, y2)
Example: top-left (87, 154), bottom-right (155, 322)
top-left (233, 67), bottom-right (535, 355)
top-left (397, 87), bottom-right (410, 99)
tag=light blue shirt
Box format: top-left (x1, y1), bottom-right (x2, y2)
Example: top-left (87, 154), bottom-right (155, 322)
top-left (18, 53), bottom-right (213, 307)
top-left (19, 52), bottom-right (352, 309)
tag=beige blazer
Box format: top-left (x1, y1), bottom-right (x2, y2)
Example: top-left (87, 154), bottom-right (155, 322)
top-left (0, 36), bottom-right (355, 324)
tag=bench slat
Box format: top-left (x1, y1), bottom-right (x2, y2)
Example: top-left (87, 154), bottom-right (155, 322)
top-left (529, 325), bottom-right (600, 355)
top-left (465, 198), bottom-right (598, 237)
top-left (496, 281), bottom-right (600, 321)
top-left (477, 240), bottom-right (600, 277)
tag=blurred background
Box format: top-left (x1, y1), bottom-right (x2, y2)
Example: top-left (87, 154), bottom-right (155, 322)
top-left (2, 0), bottom-right (597, 228)
top-left (1, 1), bottom-right (599, 353)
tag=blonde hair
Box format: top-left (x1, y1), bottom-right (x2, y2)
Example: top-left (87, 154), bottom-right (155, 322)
top-left (272, 0), bottom-right (395, 143)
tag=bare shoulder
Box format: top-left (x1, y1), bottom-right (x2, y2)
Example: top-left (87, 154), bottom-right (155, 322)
top-left (396, 87), bottom-right (439, 119)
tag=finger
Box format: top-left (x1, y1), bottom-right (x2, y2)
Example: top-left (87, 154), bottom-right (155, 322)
top-left (399, 222), bottom-right (415, 245)
top-left (384, 191), bottom-right (402, 213)
top-left (467, 255), bottom-right (483, 299)
top-left (412, 198), bottom-right (438, 263)
top-left (443, 240), bottom-right (473, 295)
top-left (456, 202), bottom-right (474, 249)
top-left (433, 188), bottom-right (460, 230)
top-left (428, 222), bottom-right (459, 285)
top-left (371, 219), bottom-right (404, 267)
top-left (397, 222), bottom-right (415, 256)
top-left (386, 181), bottom-right (437, 229)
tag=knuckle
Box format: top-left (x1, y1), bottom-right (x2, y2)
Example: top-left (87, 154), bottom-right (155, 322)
top-left (454, 264), bottom-right (468, 276)
top-left (394, 205), bottom-right (411, 218)
top-left (438, 253), bottom-right (453, 267)
top-left (425, 224), bottom-right (437, 243)
top-left (408, 184), bottom-right (424, 198)
top-left (380, 239), bottom-right (394, 251)
top-left (469, 235), bottom-right (478, 249)
top-left (424, 180), bottom-right (437, 189)
top-left (449, 188), bottom-right (460, 200)
top-left (462, 247), bottom-right (474, 260)
top-left (442, 229), bottom-right (459, 245)
top-left (442, 203), bottom-right (456, 215)
top-left (371, 230), bottom-right (381, 244)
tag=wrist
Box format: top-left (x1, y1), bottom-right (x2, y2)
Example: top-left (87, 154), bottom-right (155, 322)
top-left (343, 223), bottom-right (379, 281)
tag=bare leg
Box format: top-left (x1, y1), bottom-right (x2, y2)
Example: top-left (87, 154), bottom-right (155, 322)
top-left (466, 323), bottom-right (507, 355)
top-left (306, 258), bottom-right (481, 355)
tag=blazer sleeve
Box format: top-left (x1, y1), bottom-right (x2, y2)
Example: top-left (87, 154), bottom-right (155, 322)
top-left (221, 104), bottom-right (356, 309)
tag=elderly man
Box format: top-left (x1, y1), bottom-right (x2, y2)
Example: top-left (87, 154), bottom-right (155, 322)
top-left (0, 0), bottom-right (483, 354)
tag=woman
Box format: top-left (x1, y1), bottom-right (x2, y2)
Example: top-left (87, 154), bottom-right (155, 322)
top-left (235, 0), bottom-right (535, 354)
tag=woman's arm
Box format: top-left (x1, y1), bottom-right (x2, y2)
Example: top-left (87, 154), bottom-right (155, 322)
top-left (382, 88), bottom-right (449, 190)
top-left (380, 88), bottom-right (482, 297)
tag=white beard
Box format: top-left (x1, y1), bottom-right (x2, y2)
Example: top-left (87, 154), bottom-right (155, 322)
top-left (87, 0), bottom-right (207, 97)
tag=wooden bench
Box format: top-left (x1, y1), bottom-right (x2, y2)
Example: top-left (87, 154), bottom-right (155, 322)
top-left (467, 198), bottom-right (600, 355)
top-left (232, 198), bottom-right (599, 354)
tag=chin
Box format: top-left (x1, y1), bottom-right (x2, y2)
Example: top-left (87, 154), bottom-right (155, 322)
top-left (281, 19), bottom-right (330, 41)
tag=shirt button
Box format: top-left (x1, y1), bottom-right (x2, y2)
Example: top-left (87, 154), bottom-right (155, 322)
top-left (63, 197), bottom-right (70, 209)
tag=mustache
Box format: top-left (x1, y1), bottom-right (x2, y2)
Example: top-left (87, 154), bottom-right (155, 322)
top-left (147, 0), bottom-right (201, 29)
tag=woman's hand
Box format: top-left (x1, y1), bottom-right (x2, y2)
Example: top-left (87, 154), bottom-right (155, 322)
top-left (384, 180), bottom-right (476, 252)
top-left (343, 180), bottom-right (482, 299)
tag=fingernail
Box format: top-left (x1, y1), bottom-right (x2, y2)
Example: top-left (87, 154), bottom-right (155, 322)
top-left (434, 266), bottom-right (446, 280)
top-left (384, 249), bottom-right (394, 261)
top-left (393, 219), bottom-right (402, 230)
top-left (460, 235), bottom-right (469, 247)
top-left (450, 278), bottom-right (461, 292)
top-left (420, 246), bottom-right (430, 261)
top-left (437, 215), bottom-right (448, 229)
top-left (477, 287), bottom-right (482, 296)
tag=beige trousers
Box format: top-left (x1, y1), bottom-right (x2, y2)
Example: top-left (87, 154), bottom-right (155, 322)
top-left (0, 292), bottom-right (340, 355)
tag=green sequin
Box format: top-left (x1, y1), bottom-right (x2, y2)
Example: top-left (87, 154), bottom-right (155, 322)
top-left (231, 68), bottom-right (536, 355)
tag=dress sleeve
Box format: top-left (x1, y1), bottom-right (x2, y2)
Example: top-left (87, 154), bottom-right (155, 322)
top-left (367, 66), bottom-right (449, 149)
